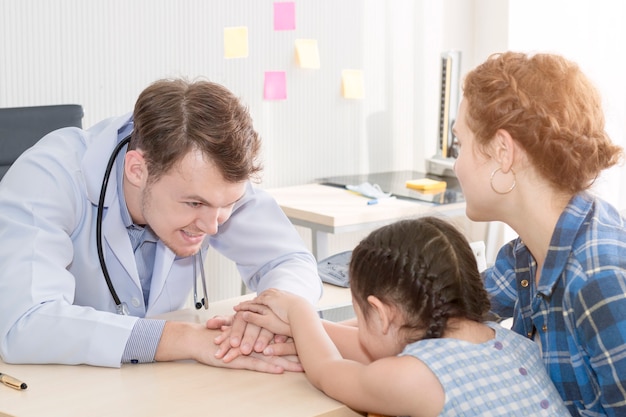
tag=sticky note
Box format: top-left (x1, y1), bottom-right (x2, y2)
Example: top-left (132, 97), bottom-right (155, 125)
top-left (405, 178), bottom-right (447, 192)
top-left (341, 70), bottom-right (364, 99)
top-left (295, 39), bottom-right (320, 69)
top-left (224, 26), bottom-right (249, 59)
top-left (264, 71), bottom-right (287, 100)
top-left (274, 2), bottom-right (296, 31)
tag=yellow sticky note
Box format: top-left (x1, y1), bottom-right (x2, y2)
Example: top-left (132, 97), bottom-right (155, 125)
top-left (341, 69), bottom-right (364, 99)
top-left (224, 26), bottom-right (249, 59)
top-left (405, 178), bottom-right (447, 192)
top-left (295, 39), bottom-right (320, 69)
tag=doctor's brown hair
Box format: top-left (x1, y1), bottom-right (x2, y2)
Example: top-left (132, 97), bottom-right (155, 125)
top-left (130, 78), bottom-right (262, 184)
top-left (463, 51), bottom-right (622, 194)
top-left (349, 216), bottom-right (490, 343)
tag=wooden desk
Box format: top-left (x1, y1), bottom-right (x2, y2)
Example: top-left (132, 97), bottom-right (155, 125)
top-left (0, 286), bottom-right (361, 417)
top-left (266, 183), bottom-right (466, 259)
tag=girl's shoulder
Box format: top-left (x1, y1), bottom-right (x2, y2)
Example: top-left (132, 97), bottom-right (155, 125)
top-left (400, 321), bottom-right (539, 359)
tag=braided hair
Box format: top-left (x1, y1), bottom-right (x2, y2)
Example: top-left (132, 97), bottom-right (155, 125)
top-left (349, 216), bottom-right (490, 343)
top-left (463, 51), bottom-right (622, 195)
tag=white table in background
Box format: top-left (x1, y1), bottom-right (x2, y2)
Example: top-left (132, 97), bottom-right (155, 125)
top-left (266, 183), bottom-right (465, 259)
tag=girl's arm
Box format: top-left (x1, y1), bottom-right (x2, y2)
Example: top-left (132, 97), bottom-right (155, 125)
top-left (238, 290), bottom-right (443, 417)
top-left (321, 319), bottom-right (372, 363)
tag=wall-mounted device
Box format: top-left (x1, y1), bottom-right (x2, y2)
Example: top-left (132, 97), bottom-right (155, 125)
top-left (426, 50), bottom-right (461, 177)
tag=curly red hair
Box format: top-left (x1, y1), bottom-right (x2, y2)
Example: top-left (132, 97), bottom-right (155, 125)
top-left (463, 51), bottom-right (623, 194)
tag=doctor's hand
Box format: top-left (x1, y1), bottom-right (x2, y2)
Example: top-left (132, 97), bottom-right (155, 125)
top-left (236, 301), bottom-right (299, 358)
top-left (207, 311), bottom-right (292, 361)
top-left (155, 321), bottom-right (301, 373)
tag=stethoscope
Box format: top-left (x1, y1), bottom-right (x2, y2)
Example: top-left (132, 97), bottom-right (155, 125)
top-left (96, 134), bottom-right (209, 315)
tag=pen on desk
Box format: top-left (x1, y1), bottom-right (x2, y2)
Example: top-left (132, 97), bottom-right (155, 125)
top-left (367, 199), bottom-right (378, 205)
top-left (0, 372), bottom-right (28, 390)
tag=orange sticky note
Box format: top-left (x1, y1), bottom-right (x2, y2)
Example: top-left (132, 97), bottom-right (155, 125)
top-left (341, 69), bottom-right (364, 99)
top-left (224, 26), bottom-right (249, 59)
top-left (295, 39), bottom-right (320, 69)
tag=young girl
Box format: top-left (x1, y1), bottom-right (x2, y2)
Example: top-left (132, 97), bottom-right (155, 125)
top-left (236, 216), bottom-right (569, 417)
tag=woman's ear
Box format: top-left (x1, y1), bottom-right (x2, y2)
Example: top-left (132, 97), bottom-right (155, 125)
top-left (366, 295), bottom-right (397, 335)
top-left (491, 129), bottom-right (517, 173)
top-left (124, 150), bottom-right (147, 187)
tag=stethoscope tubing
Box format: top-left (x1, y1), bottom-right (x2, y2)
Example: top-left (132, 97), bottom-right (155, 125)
top-left (97, 135), bottom-right (131, 315)
top-left (96, 135), bottom-right (209, 315)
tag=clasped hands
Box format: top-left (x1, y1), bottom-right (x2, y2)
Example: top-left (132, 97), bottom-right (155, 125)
top-left (205, 289), bottom-right (304, 373)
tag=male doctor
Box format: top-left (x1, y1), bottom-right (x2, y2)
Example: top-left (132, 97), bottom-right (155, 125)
top-left (0, 79), bottom-right (322, 371)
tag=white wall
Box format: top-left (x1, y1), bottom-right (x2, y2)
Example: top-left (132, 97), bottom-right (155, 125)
top-left (0, 0), bottom-right (428, 188)
top-left (1, 0), bottom-right (623, 299)
top-left (506, 0), bottom-right (626, 210)
top-left (1, 0), bottom-right (442, 300)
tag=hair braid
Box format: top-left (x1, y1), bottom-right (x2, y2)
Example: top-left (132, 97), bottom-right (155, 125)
top-left (349, 217), bottom-right (491, 344)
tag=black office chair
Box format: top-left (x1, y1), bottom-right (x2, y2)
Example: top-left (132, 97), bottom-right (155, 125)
top-left (0, 104), bottom-right (84, 180)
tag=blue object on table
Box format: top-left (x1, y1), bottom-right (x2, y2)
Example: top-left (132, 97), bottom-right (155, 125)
top-left (345, 182), bottom-right (392, 199)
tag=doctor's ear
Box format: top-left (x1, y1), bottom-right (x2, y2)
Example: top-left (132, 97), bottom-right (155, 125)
top-left (124, 150), bottom-right (148, 186)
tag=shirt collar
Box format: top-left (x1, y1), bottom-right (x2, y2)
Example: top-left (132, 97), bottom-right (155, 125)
top-left (515, 192), bottom-right (594, 296)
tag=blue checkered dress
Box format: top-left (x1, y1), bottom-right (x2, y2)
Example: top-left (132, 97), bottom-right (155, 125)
top-left (485, 192), bottom-right (626, 416)
top-left (400, 322), bottom-right (569, 416)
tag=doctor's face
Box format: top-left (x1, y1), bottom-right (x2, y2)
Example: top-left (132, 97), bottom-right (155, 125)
top-left (139, 149), bottom-right (246, 258)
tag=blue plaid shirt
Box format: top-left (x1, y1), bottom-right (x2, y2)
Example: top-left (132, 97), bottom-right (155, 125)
top-left (485, 192), bottom-right (626, 417)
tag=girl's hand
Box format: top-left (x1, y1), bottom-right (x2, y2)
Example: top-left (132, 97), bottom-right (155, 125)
top-left (238, 288), bottom-right (303, 324)
top-left (235, 299), bottom-right (292, 336)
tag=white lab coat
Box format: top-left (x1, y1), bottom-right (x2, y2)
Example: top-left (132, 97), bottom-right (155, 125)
top-left (0, 114), bottom-right (322, 367)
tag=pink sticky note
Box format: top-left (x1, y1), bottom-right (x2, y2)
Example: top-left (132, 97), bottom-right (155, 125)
top-left (264, 71), bottom-right (287, 100)
top-left (274, 2), bottom-right (295, 31)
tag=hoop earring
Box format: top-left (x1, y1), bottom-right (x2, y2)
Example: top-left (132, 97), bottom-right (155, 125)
top-left (490, 168), bottom-right (516, 195)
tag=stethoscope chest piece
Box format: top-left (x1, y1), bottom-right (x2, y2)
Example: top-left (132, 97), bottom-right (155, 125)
top-left (193, 248), bottom-right (209, 310)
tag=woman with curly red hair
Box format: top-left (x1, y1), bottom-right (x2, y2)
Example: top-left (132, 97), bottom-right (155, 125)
top-left (454, 51), bottom-right (625, 416)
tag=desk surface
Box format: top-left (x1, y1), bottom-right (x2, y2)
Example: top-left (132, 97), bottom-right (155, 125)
top-left (0, 286), bottom-right (361, 417)
top-left (266, 183), bottom-right (466, 230)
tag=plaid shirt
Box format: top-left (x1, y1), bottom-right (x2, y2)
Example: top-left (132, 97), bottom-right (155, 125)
top-left (484, 192), bottom-right (626, 417)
